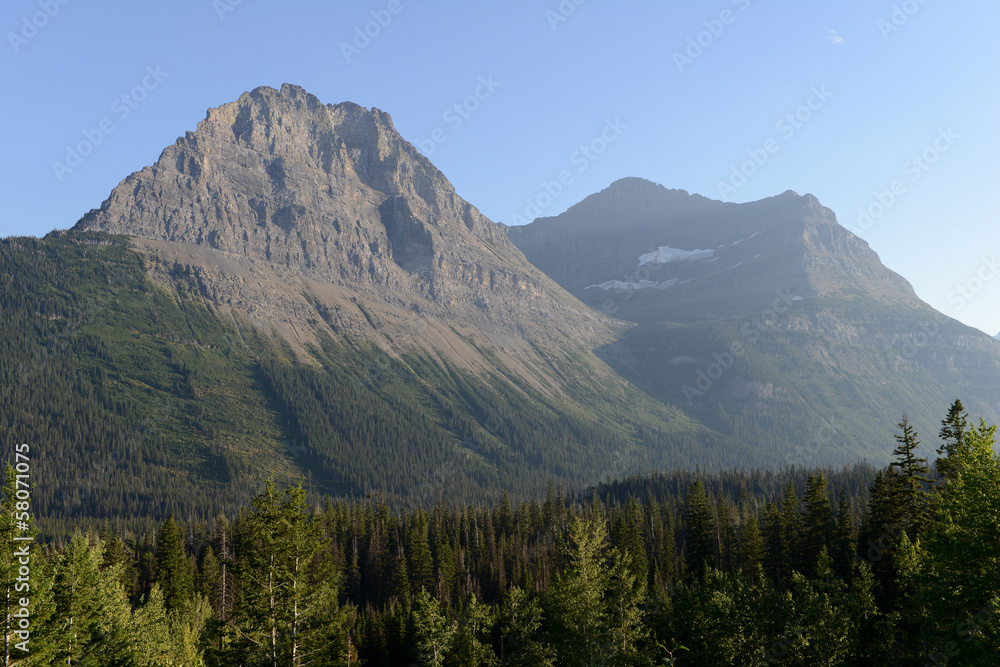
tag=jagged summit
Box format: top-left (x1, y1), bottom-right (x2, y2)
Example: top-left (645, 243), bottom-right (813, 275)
top-left (76, 83), bottom-right (505, 287)
top-left (74, 84), bottom-right (612, 370)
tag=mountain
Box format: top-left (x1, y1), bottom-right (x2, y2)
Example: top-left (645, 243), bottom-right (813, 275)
top-left (506, 177), bottom-right (918, 322)
top-left (8, 85), bottom-right (735, 531)
top-left (508, 177), bottom-right (1000, 464)
top-left (9, 85), bottom-right (998, 530)
top-left (76, 84), bottom-right (607, 360)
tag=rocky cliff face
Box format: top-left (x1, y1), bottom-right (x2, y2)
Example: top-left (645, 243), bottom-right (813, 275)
top-left (76, 84), bottom-right (611, 364)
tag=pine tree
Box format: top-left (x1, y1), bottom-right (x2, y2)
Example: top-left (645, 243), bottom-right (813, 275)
top-left (604, 548), bottom-right (648, 665)
top-left (735, 517), bottom-right (764, 575)
top-left (832, 489), bottom-right (857, 580)
top-left (51, 533), bottom-right (102, 663)
top-left (891, 416), bottom-right (934, 536)
top-left (920, 418), bottom-right (1000, 662)
top-left (231, 481), bottom-right (347, 667)
top-left (408, 511), bottom-right (435, 596)
top-left (779, 484), bottom-right (801, 576)
top-left (212, 512), bottom-right (234, 622)
top-left (800, 474), bottom-right (834, 573)
top-left (936, 399), bottom-right (968, 481)
top-left (762, 501), bottom-right (784, 583)
top-left (155, 514), bottom-right (194, 612)
top-left (684, 482), bottom-right (716, 575)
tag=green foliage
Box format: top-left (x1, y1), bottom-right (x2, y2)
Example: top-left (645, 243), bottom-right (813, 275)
top-left (920, 419), bottom-right (1000, 664)
top-left (684, 482), bottom-right (716, 576)
top-left (413, 588), bottom-right (456, 667)
top-left (1, 405), bottom-right (999, 664)
top-left (936, 398), bottom-right (969, 481)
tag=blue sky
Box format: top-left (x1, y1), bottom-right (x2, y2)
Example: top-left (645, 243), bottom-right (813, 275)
top-left (3, 0), bottom-right (998, 334)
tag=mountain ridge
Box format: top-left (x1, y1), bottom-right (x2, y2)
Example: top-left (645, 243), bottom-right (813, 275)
top-left (5, 83), bottom-right (997, 527)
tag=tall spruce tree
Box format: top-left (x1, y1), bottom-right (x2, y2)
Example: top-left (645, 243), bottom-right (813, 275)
top-left (779, 484), bottom-right (801, 576)
top-left (800, 474), bottom-right (834, 574)
top-left (684, 482), bottom-right (717, 576)
top-left (891, 416), bottom-right (934, 537)
top-left (936, 399), bottom-right (968, 482)
top-left (155, 514), bottom-right (194, 613)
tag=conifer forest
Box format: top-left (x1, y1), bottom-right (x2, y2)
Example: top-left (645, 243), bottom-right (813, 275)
top-left (2, 402), bottom-right (997, 665)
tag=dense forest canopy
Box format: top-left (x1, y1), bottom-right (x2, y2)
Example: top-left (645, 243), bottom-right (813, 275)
top-left (1, 402), bottom-right (997, 665)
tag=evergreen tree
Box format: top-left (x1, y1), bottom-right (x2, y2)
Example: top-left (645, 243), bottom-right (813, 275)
top-left (155, 514), bottom-right (194, 612)
top-left (604, 548), bottom-right (648, 665)
top-left (230, 481), bottom-right (347, 667)
top-left (408, 511), bottom-right (435, 596)
top-left (761, 501), bottom-right (784, 582)
top-left (51, 533), bottom-right (104, 664)
top-left (832, 489), bottom-right (857, 580)
top-left (936, 398), bottom-right (968, 481)
top-left (779, 484), bottom-right (801, 577)
top-left (683, 482), bottom-right (716, 575)
top-left (891, 416), bottom-right (934, 536)
top-left (920, 418), bottom-right (1000, 664)
top-left (800, 473), bottom-right (834, 573)
top-left (734, 517), bottom-right (764, 575)
top-left (546, 515), bottom-right (611, 665)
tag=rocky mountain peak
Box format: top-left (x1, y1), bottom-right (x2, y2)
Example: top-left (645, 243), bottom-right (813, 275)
top-left (74, 84), bottom-right (519, 291)
top-left (72, 84), bottom-right (612, 371)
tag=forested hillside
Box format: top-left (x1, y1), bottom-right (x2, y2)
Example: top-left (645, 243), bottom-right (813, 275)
top-left (0, 231), bottom-right (723, 534)
top-left (3, 403), bottom-right (997, 665)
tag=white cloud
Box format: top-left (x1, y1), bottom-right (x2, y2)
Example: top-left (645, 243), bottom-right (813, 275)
top-left (827, 30), bottom-right (845, 46)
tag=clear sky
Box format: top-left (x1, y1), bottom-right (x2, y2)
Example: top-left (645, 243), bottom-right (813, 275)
top-left (3, 0), bottom-right (998, 334)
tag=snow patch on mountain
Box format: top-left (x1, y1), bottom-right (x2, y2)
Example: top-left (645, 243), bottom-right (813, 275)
top-left (638, 246), bottom-right (715, 266)
top-left (587, 278), bottom-right (679, 291)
